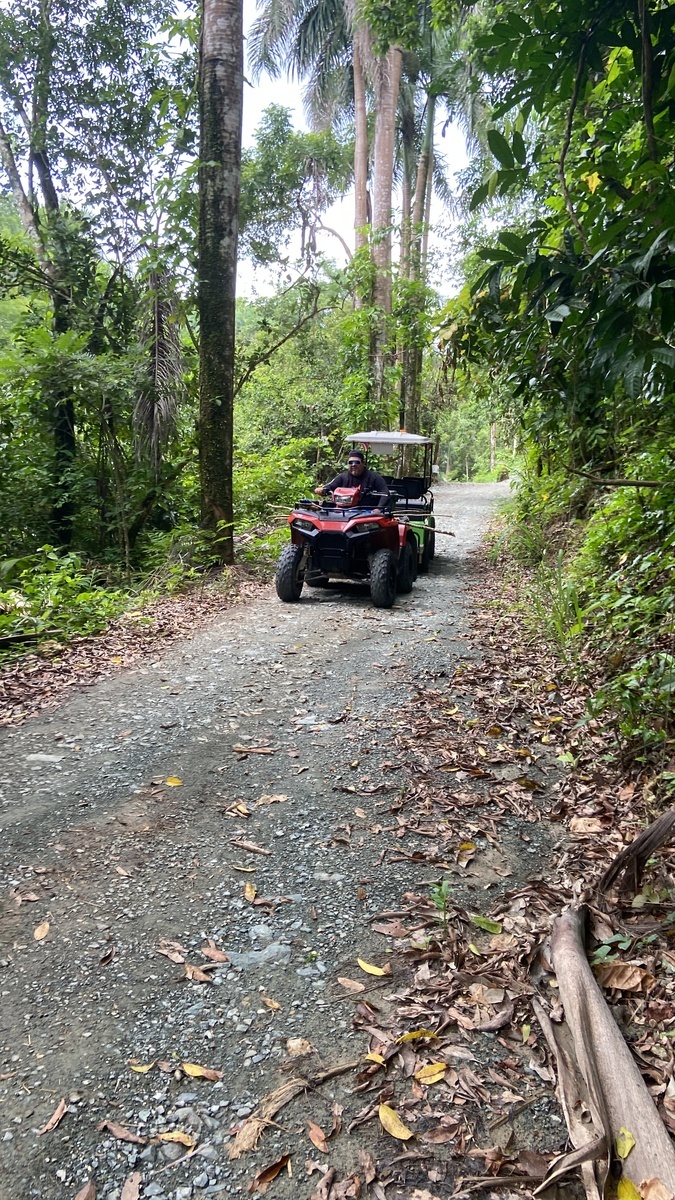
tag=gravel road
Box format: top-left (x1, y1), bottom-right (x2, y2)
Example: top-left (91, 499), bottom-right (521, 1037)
top-left (0, 483), bottom-right (512, 1200)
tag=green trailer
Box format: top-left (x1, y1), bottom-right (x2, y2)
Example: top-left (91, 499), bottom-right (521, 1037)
top-left (344, 430), bottom-right (437, 573)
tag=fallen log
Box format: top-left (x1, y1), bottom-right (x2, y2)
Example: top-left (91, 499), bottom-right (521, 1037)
top-left (534, 906), bottom-right (675, 1198)
top-left (600, 806), bottom-right (675, 894)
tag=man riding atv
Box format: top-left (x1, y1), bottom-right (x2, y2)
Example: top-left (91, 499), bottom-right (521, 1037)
top-left (314, 449), bottom-right (389, 510)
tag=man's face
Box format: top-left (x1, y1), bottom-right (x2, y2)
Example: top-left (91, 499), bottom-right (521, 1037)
top-left (348, 456), bottom-right (365, 476)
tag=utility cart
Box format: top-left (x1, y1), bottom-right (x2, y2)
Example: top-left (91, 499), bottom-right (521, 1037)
top-left (345, 430), bottom-right (436, 573)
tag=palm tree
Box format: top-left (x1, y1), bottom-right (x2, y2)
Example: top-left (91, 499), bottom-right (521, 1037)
top-left (198, 0), bottom-right (244, 561)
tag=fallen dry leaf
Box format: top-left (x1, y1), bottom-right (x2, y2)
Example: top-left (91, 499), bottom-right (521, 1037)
top-left (96, 1120), bottom-right (147, 1145)
top-left (596, 963), bottom-right (656, 992)
top-left (33, 921), bottom-right (50, 942)
top-left (639, 1179), bottom-right (673, 1200)
top-left (379, 1103), bottom-right (413, 1140)
top-left (337, 976), bottom-right (365, 993)
top-left (200, 939), bottom-right (229, 963)
top-left (120, 1172), bottom-right (142, 1200)
top-left (397, 1029), bottom-right (437, 1043)
top-left (181, 963), bottom-right (214, 984)
top-left (616, 1127), bottom-right (636, 1160)
top-left (257, 793), bottom-right (288, 805)
top-left (372, 920), bottom-right (410, 938)
top-left (99, 945), bottom-right (116, 967)
top-left (164, 776), bottom-right (183, 786)
top-left (415, 1062), bottom-right (446, 1085)
top-left (287, 1037), bottom-right (315, 1057)
top-left (248, 1154), bottom-right (291, 1194)
top-left (115, 865), bottom-right (131, 877)
top-left (263, 997), bottom-right (282, 1011)
top-left (74, 1183), bottom-right (96, 1200)
top-left (569, 816), bottom-right (606, 834)
top-left (182, 1062), bottom-right (222, 1081)
top-left (244, 881), bottom-right (257, 902)
top-left (357, 958), bottom-right (390, 977)
top-left (128, 1061), bottom-right (154, 1074)
top-left (38, 1098), bottom-right (67, 1134)
top-left (156, 1130), bottom-right (195, 1148)
top-left (307, 1119), bottom-right (328, 1153)
top-left (155, 938), bottom-right (186, 964)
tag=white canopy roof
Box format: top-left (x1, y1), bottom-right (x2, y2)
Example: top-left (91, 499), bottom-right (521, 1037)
top-left (346, 430), bottom-right (434, 447)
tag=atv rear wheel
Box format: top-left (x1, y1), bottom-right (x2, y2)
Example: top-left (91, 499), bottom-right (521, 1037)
top-left (370, 548), bottom-right (397, 609)
top-left (396, 541), bottom-right (415, 594)
top-left (275, 544), bottom-right (305, 602)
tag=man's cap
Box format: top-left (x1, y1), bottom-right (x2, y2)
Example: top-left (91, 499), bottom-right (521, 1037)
top-left (348, 449), bottom-right (365, 462)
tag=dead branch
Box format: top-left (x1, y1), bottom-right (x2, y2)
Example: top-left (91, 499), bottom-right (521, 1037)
top-left (534, 907), bottom-right (675, 1198)
top-left (564, 464), bottom-right (667, 489)
top-left (599, 805), bottom-right (675, 894)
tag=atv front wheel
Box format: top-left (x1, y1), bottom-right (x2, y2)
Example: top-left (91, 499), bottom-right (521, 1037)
top-left (276, 544), bottom-right (305, 602)
top-left (370, 549), bottom-right (397, 609)
top-left (396, 541), bottom-right (415, 594)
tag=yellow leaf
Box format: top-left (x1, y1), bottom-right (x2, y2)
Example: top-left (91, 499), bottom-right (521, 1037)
top-left (262, 997), bottom-right (282, 1011)
top-left (522, 1024), bottom-right (531, 1044)
top-left (584, 171), bottom-right (601, 193)
top-left (397, 1029), bottom-right (438, 1043)
top-left (616, 1127), bottom-right (636, 1160)
top-left (415, 1062), bottom-right (446, 1085)
top-left (365, 1052), bottom-right (385, 1065)
top-left (357, 958), bottom-right (386, 977)
top-left (468, 944), bottom-right (483, 956)
top-left (379, 1104), bottom-right (413, 1140)
top-left (34, 921), bottom-right (50, 941)
top-left (165, 776), bottom-right (183, 787)
top-left (477, 745), bottom-right (487, 757)
top-left (244, 882), bottom-right (257, 902)
top-left (129, 1062), bottom-right (154, 1074)
top-left (156, 1130), bottom-right (195, 1148)
top-left (618, 1180), bottom-right (641, 1200)
top-left (181, 1062), bottom-right (222, 1081)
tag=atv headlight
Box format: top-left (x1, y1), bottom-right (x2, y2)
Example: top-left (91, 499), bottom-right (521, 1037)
top-left (292, 518), bottom-right (316, 532)
top-left (353, 521), bottom-right (380, 533)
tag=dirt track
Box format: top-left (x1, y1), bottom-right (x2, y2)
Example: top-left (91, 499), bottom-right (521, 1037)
top-left (0, 482), bottom-right (541, 1200)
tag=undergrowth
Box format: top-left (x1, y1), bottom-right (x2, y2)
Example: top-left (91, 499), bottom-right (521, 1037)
top-left (494, 450), bottom-right (675, 779)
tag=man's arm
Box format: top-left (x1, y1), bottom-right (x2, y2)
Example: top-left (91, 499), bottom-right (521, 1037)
top-left (314, 471), bottom-right (344, 496)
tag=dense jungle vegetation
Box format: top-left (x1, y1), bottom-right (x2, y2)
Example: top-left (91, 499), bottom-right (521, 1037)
top-left (0, 0), bottom-right (673, 779)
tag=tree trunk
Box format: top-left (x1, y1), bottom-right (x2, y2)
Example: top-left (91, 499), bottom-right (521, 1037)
top-left (353, 37), bottom-right (370, 253)
top-left (371, 44), bottom-right (402, 421)
top-left (371, 45), bottom-right (403, 313)
top-left (198, 0), bottom-right (244, 563)
top-left (403, 95), bottom-right (434, 448)
top-left (490, 422), bottom-right (497, 472)
top-left (398, 125), bottom-right (414, 427)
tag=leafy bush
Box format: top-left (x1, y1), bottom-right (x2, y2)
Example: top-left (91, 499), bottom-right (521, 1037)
top-left (0, 546), bottom-right (129, 652)
top-left (233, 438), bottom-right (316, 528)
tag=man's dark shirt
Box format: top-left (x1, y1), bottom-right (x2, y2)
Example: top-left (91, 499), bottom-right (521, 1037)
top-left (321, 468), bottom-right (390, 508)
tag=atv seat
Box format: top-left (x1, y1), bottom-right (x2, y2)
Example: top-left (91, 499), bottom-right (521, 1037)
top-left (384, 475), bottom-right (427, 499)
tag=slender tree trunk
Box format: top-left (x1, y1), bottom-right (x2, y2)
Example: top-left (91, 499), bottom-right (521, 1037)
top-left (490, 422), bottom-right (497, 472)
top-left (353, 37), bottom-right (370, 253)
top-left (198, 0), bottom-right (244, 563)
top-left (420, 139), bottom-right (434, 273)
top-left (371, 44), bottom-right (402, 420)
top-left (372, 45), bottom-right (403, 313)
top-left (398, 129), bottom-right (414, 428)
top-left (404, 96), bottom-right (434, 448)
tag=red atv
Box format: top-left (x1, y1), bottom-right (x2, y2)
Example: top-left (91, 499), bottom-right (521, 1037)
top-left (275, 485), bottom-right (418, 609)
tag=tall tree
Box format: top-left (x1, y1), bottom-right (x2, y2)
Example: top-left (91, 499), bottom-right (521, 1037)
top-left (198, 0), bottom-right (244, 562)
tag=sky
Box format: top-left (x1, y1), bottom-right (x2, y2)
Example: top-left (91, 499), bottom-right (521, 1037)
top-left (238, 0), bottom-right (470, 297)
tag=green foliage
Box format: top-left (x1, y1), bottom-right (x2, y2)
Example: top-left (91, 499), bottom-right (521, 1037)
top-left (239, 106), bottom-right (352, 264)
top-left (234, 439), bottom-right (317, 528)
top-left (0, 546), bottom-right (129, 653)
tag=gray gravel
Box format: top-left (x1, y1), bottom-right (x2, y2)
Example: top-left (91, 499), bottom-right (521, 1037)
top-left (0, 484), bottom-right (511, 1200)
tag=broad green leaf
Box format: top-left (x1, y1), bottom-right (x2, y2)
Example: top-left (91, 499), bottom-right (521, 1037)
top-left (470, 915), bottom-right (503, 934)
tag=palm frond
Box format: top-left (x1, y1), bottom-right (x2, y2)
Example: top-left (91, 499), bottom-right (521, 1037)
top-left (134, 271), bottom-right (184, 473)
top-left (247, 0), bottom-right (300, 79)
